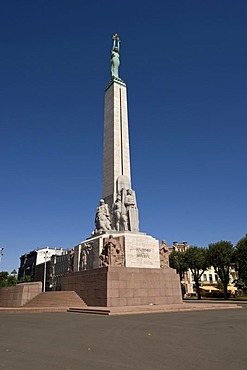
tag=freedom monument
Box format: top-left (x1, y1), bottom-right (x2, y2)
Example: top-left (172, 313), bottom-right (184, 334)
top-left (62, 35), bottom-right (182, 307)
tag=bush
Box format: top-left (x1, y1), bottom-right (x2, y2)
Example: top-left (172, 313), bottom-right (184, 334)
top-left (0, 272), bottom-right (17, 288)
top-left (202, 291), bottom-right (227, 299)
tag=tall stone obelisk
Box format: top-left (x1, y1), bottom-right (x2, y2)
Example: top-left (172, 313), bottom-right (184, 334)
top-left (100, 33), bottom-right (139, 233)
top-left (61, 35), bottom-right (182, 308)
top-left (103, 77), bottom-right (131, 208)
top-left (75, 34), bottom-right (162, 270)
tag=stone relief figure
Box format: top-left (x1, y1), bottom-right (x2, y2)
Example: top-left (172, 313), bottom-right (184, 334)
top-left (99, 235), bottom-right (124, 267)
top-left (94, 199), bottom-right (112, 234)
top-left (125, 189), bottom-right (135, 208)
top-left (112, 193), bottom-right (128, 231)
top-left (99, 246), bottom-right (109, 267)
top-left (124, 189), bottom-right (139, 232)
top-left (69, 247), bottom-right (75, 272)
top-left (111, 187), bottom-right (139, 232)
top-left (159, 240), bottom-right (170, 268)
top-left (80, 243), bottom-right (94, 270)
top-left (111, 34), bottom-right (120, 79)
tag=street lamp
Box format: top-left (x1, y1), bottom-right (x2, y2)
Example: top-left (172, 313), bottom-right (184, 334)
top-left (23, 254), bottom-right (27, 277)
top-left (43, 248), bottom-right (49, 292)
top-left (0, 248), bottom-right (4, 267)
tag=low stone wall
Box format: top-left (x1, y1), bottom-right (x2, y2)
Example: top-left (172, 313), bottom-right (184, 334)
top-left (62, 268), bottom-right (108, 306)
top-left (0, 282), bottom-right (42, 307)
top-left (61, 267), bottom-right (182, 307)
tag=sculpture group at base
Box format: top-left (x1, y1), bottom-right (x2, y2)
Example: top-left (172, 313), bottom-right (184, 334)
top-left (80, 243), bottom-right (94, 270)
top-left (113, 188), bottom-right (139, 232)
top-left (94, 199), bottom-right (111, 234)
top-left (93, 187), bottom-right (139, 235)
top-left (77, 236), bottom-right (170, 270)
top-left (99, 235), bottom-right (124, 267)
top-left (159, 240), bottom-right (170, 268)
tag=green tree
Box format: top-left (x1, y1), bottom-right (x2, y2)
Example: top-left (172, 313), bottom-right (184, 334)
top-left (185, 246), bottom-right (210, 300)
top-left (0, 272), bottom-right (17, 288)
top-left (169, 250), bottom-right (188, 282)
top-left (208, 241), bottom-right (235, 300)
top-left (233, 279), bottom-right (247, 296)
top-left (235, 234), bottom-right (247, 292)
top-left (18, 275), bottom-right (32, 283)
top-left (216, 280), bottom-right (224, 291)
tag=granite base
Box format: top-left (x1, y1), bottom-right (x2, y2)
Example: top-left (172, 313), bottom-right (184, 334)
top-left (61, 267), bottom-right (182, 307)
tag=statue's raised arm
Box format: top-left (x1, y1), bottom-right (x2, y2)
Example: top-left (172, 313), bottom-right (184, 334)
top-left (111, 33), bottom-right (121, 79)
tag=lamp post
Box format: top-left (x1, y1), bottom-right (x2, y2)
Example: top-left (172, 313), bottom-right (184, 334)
top-left (0, 248), bottom-right (4, 268)
top-left (23, 253), bottom-right (27, 277)
top-left (43, 248), bottom-right (49, 292)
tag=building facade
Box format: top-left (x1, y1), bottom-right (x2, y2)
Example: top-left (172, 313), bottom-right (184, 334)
top-left (18, 248), bottom-right (68, 290)
top-left (49, 253), bottom-right (70, 291)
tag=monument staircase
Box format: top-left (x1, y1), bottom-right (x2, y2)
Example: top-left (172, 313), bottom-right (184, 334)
top-left (23, 291), bottom-right (86, 311)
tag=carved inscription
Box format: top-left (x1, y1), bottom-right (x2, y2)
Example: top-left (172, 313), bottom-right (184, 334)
top-left (136, 248), bottom-right (151, 259)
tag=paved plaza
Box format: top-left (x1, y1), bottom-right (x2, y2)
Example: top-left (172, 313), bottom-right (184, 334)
top-left (0, 306), bottom-right (246, 370)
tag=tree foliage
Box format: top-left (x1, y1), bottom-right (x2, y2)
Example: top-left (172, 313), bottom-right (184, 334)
top-left (216, 280), bottom-right (224, 291)
top-left (235, 233), bottom-right (247, 286)
top-left (208, 241), bottom-right (235, 300)
top-left (0, 272), bottom-right (17, 288)
top-left (233, 279), bottom-right (247, 295)
top-left (169, 250), bottom-right (188, 281)
top-left (18, 275), bottom-right (32, 283)
top-left (185, 246), bottom-right (210, 300)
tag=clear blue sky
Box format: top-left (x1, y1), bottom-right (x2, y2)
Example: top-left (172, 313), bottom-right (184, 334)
top-left (1, 0), bottom-right (246, 272)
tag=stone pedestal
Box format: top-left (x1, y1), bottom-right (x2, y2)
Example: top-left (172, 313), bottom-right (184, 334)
top-left (64, 232), bottom-right (183, 308)
top-left (61, 267), bottom-right (182, 307)
top-left (73, 232), bottom-right (160, 272)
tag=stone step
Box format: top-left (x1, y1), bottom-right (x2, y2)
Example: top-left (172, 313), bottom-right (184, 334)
top-left (67, 303), bottom-right (242, 316)
top-left (24, 291), bottom-right (86, 308)
top-left (68, 307), bottom-right (110, 315)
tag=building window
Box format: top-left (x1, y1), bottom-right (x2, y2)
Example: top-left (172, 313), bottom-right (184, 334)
top-left (203, 274), bottom-right (207, 281)
top-left (209, 274), bottom-right (213, 283)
